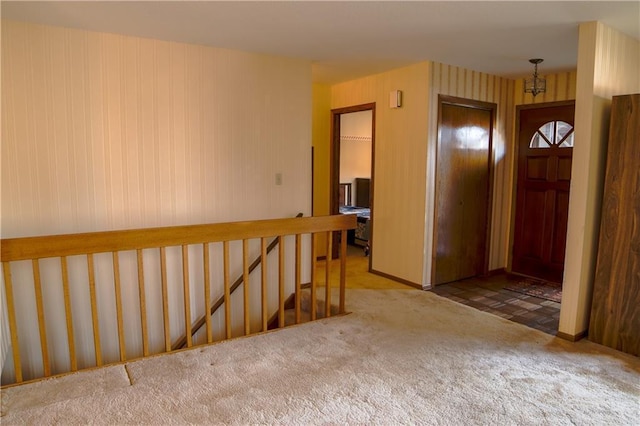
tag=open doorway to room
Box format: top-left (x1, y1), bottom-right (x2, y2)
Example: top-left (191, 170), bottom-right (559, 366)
top-left (330, 103), bottom-right (375, 265)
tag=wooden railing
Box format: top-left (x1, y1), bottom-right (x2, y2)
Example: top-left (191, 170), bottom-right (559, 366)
top-left (1, 214), bottom-right (356, 386)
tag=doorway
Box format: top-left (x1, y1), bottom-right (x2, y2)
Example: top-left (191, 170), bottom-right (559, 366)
top-left (330, 103), bottom-right (375, 262)
top-left (432, 96), bottom-right (495, 285)
top-left (511, 102), bottom-right (575, 283)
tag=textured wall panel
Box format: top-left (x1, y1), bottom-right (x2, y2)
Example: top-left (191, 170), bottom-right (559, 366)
top-left (1, 21), bottom-right (312, 382)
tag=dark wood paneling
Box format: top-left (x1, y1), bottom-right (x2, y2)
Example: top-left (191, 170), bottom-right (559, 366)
top-left (589, 94), bottom-right (640, 356)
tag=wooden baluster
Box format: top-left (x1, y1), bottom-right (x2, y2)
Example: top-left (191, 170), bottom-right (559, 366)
top-left (60, 256), bottom-right (77, 371)
top-left (87, 254), bottom-right (102, 366)
top-left (3, 263), bottom-right (23, 383)
top-left (243, 239), bottom-right (250, 336)
top-left (261, 237), bottom-right (268, 331)
top-left (112, 252), bottom-right (126, 361)
top-left (325, 232), bottom-right (332, 318)
top-left (295, 234), bottom-right (302, 324)
top-left (278, 236), bottom-right (285, 328)
top-left (182, 245), bottom-right (192, 348)
top-left (223, 241), bottom-right (231, 339)
top-left (203, 243), bottom-right (213, 344)
top-left (136, 249), bottom-right (149, 356)
top-left (339, 230), bottom-right (347, 314)
top-left (31, 259), bottom-right (51, 377)
top-left (310, 233), bottom-right (317, 321)
top-left (160, 247), bottom-right (171, 352)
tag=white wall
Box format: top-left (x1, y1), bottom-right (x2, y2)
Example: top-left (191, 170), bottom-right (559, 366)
top-left (1, 21), bottom-right (312, 382)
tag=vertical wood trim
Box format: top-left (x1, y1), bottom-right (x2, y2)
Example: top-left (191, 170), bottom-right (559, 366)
top-left (339, 229), bottom-right (347, 314)
top-left (112, 252), bottom-right (126, 361)
top-left (86, 254), bottom-right (102, 366)
top-left (294, 234), bottom-right (302, 324)
top-left (278, 236), bottom-right (285, 328)
top-left (310, 233), bottom-right (317, 321)
top-left (325, 231), bottom-right (332, 317)
top-left (260, 238), bottom-right (268, 332)
top-left (160, 247), bottom-right (171, 352)
top-left (181, 245), bottom-right (192, 347)
top-left (203, 243), bottom-right (213, 343)
top-left (3, 263), bottom-right (23, 383)
top-left (136, 249), bottom-right (149, 356)
top-left (223, 241), bottom-right (231, 339)
top-left (242, 239), bottom-right (250, 336)
top-left (31, 259), bottom-right (51, 376)
top-left (60, 256), bottom-right (77, 371)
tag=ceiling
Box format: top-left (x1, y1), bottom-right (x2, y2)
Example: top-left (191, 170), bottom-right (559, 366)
top-left (2, 1), bottom-right (639, 84)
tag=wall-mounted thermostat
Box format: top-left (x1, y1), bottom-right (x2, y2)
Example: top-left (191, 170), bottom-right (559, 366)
top-left (390, 90), bottom-right (402, 108)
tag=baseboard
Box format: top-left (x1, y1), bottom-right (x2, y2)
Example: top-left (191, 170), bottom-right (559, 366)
top-left (487, 267), bottom-right (506, 276)
top-left (370, 269), bottom-right (422, 289)
top-left (556, 330), bottom-right (587, 342)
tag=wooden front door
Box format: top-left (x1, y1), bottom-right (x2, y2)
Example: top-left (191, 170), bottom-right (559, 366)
top-left (512, 103), bottom-right (575, 283)
top-left (433, 96), bottom-right (494, 285)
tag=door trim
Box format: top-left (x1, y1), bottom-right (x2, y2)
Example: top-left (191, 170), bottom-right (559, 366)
top-left (330, 103), bottom-right (376, 265)
top-left (432, 95), bottom-right (496, 284)
top-left (508, 100), bottom-right (576, 275)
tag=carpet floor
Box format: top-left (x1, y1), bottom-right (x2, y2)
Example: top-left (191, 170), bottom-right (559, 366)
top-left (2, 288), bottom-right (639, 425)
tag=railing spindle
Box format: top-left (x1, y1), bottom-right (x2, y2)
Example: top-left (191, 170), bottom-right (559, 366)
top-left (339, 230), bottom-right (347, 314)
top-left (31, 259), bottom-right (51, 377)
top-left (136, 249), bottom-right (149, 357)
top-left (325, 232), bottom-right (332, 318)
top-left (260, 238), bottom-right (268, 331)
top-left (278, 236), bottom-right (285, 328)
top-left (203, 243), bottom-right (213, 344)
top-left (310, 233), bottom-right (317, 321)
top-left (242, 239), bottom-right (250, 335)
top-left (0, 214), bottom-right (356, 386)
top-left (3, 262), bottom-right (23, 383)
top-left (160, 247), bottom-right (171, 352)
top-left (295, 234), bottom-right (302, 324)
top-left (223, 241), bottom-right (231, 339)
top-left (182, 245), bottom-right (192, 348)
top-left (60, 256), bottom-right (77, 371)
top-left (112, 252), bottom-right (126, 361)
top-left (87, 255), bottom-right (102, 366)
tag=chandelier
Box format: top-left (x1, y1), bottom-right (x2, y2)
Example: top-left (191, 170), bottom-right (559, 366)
top-left (524, 58), bottom-right (546, 97)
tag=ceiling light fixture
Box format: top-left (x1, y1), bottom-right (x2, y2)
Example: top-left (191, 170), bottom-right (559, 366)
top-left (524, 58), bottom-right (546, 97)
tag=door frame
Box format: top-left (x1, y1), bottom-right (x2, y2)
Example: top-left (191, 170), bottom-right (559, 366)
top-left (432, 95), bottom-right (496, 284)
top-left (330, 103), bottom-right (376, 264)
top-left (508, 100), bottom-right (575, 275)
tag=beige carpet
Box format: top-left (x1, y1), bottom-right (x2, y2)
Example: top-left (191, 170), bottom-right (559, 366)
top-left (2, 289), bottom-right (639, 425)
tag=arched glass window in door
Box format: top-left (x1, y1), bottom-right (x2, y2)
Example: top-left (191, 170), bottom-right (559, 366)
top-left (529, 120), bottom-right (574, 148)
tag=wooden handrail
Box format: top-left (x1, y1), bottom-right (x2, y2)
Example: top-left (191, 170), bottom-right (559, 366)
top-left (1, 214), bottom-right (356, 386)
top-left (172, 213), bottom-right (303, 350)
top-left (1, 215), bottom-right (351, 262)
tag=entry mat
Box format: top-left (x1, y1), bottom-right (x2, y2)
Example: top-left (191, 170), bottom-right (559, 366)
top-left (505, 279), bottom-right (562, 303)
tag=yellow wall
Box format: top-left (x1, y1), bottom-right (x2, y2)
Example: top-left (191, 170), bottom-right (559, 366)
top-left (312, 83), bottom-right (331, 256)
top-left (1, 20), bottom-right (313, 381)
top-left (326, 60), bottom-right (580, 287)
top-left (331, 62), bottom-right (430, 285)
top-left (1, 21), bottom-right (312, 239)
top-left (559, 21), bottom-right (640, 338)
top-left (425, 63), bottom-right (515, 284)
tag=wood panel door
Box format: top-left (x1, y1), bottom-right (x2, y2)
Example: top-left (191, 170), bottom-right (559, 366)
top-left (512, 103), bottom-right (574, 283)
top-left (433, 97), bottom-right (494, 285)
